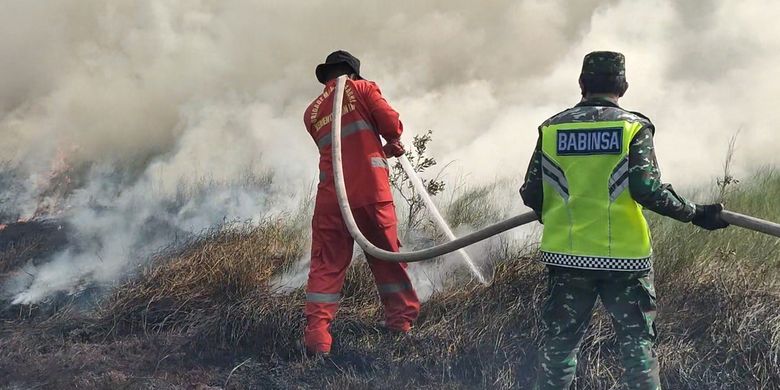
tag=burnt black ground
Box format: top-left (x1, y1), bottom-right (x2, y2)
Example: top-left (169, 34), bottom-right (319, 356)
top-left (0, 219), bottom-right (69, 272)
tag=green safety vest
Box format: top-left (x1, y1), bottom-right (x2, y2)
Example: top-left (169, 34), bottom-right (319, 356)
top-left (540, 120), bottom-right (652, 267)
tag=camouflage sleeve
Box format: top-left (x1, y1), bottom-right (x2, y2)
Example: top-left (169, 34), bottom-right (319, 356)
top-left (628, 127), bottom-right (697, 222)
top-left (519, 134), bottom-right (543, 215)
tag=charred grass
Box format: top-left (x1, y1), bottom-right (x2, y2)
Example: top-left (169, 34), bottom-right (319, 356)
top-left (1, 170), bottom-right (779, 389)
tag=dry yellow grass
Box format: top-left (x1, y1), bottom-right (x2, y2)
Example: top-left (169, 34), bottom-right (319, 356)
top-left (2, 171), bottom-right (779, 389)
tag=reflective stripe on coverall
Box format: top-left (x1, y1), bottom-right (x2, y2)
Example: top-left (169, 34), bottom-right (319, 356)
top-left (303, 78), bottom-right (420, 354)
top-left (305, 78), bottom-right (402, 209)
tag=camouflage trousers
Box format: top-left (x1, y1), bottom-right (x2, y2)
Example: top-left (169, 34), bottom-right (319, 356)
top-left (535, 265), bottom-right (660, 390)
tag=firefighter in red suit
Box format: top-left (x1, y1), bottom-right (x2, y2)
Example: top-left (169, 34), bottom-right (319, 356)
top-left (302, 50), bottom-right (421, 355)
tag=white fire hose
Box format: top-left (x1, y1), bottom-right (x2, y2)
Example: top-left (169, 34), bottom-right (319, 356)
top-left (329, 75), bottom-right (780, 265)
top-left (397, 154), bottom-right (488, 283)
top-left (720, 211), bottom-right (780, 237)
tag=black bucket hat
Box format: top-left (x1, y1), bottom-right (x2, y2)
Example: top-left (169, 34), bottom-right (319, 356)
top-left (315, 50), bottom-right (363, 84)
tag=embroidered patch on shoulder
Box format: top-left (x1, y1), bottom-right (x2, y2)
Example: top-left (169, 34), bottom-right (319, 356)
top-left (556, 128), bottom-right (623, 155)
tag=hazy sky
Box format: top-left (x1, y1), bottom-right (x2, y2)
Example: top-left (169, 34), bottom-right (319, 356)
top-left (2, 1), bottom-right (778, 189)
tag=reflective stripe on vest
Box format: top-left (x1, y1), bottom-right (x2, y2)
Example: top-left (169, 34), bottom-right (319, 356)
top-left (306, 292), bottom-right (341, 303)
top-left (377, 282), bottom-right (413, 295)
top-left (317, 119), bottom-right (375, 149)
top-left (540, 120), bottom-right (651, 264)
top-left (608, 157), bottom-right (629, 202)
top-left (540, 252), bottom-right (651, 270)
top-left (541, 153), bottom-right (569, 202)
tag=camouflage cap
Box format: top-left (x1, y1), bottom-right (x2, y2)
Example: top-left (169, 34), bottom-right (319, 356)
top-left (581, 51), bottom-right (625, 76)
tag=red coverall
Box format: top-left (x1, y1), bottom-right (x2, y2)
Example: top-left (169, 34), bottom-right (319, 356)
top-left (303, 78), bottom-right (420, 354)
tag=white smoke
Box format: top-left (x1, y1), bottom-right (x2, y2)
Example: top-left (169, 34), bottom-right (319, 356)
top-left (1, 0), bottom-right (778, 302)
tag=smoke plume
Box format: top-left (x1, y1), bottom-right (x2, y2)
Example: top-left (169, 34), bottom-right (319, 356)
top-left (1, 0), bottom-right (778, 302)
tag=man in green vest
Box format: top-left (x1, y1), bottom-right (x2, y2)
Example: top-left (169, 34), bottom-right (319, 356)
top-left (519, 51), bottom-right (729, 389)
